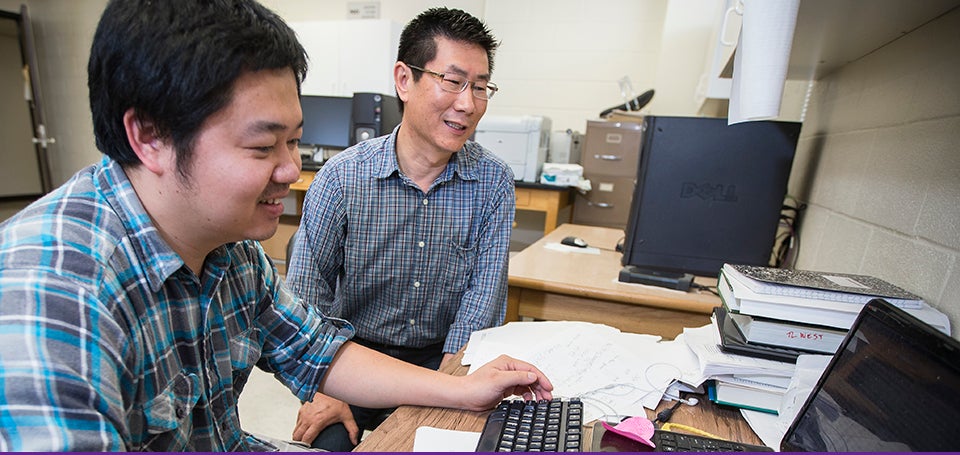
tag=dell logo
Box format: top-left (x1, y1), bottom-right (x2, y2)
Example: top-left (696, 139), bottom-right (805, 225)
top-left (680, 182), bottom-right (738, 202)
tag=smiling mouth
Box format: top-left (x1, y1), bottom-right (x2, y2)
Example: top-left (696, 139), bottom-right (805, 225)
top-left (259, 198), bottom-right (282, 205)
top-left (445, 120), bottom-right (467, 131)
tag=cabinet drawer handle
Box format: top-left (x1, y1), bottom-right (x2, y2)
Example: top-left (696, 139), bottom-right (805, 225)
top-left (587, 201), bottom-right (614, 209)
top-left (594, 154), bottom-right (622, 161)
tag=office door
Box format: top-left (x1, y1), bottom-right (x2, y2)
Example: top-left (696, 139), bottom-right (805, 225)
top-left (0, 5), bottom-right (51, 198)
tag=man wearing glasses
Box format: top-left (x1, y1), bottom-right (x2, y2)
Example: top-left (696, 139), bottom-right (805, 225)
top-left (285, 7), bottom-right (514, 451)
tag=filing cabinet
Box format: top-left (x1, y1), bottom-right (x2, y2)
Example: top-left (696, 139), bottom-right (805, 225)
top-left (572, 120), bottom-right (644, 230)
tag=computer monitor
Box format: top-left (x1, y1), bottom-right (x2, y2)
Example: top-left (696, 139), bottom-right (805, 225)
top-left (619, 116), bottom-right (800, 288)
top-left (299, 95), bottom-right (353, 149)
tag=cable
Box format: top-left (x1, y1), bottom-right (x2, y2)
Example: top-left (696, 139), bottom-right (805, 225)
top-left (771, 198), bottom-right (807, 268)
top-left (574, 362), bottom-right (700, 425)
top-left (690, 282), bottom-right (719, 297)
top-left (653, 398), bottom-right (683, 427)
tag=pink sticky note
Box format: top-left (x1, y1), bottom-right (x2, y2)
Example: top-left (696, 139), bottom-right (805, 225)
top-left (601, 416), bottom-right (657, 448)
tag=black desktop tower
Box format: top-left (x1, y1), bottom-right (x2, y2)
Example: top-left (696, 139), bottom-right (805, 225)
top-left (620, 116), bottom-right (801, 280)
top-left (350, 92), bottom-right (402, 145)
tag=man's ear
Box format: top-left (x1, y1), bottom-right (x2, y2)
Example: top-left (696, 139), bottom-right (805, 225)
top-left (394, 61), bottom-right (412, 103)
top-left (123, 108), bottom-right (168, 175)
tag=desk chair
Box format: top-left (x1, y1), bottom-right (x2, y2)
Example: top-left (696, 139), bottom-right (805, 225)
top-left (285, 228), bottom-right (299, 269)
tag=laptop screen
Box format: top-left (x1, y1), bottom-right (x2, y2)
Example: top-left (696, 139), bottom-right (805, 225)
top-left (781, 299), bottom-right (960, 451)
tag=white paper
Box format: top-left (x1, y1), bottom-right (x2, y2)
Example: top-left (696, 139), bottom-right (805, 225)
top-left (462, 321), bottom-right (706, 422)
top-left (740, 353), bottom-right (831, 449)
top-left (682, 323), bottom-right (795, 383)
top-left (728, 0), bottom-right (800, 124)
top-left (413, 426), bottom-right (480, 452)
top-left (543, 242), bottom-right (601, 255)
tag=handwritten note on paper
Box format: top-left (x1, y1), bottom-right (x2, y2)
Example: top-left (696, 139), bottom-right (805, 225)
top-left (461, 321), bottom-right (704, 421)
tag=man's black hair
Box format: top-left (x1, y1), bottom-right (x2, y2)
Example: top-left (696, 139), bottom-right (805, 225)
top-left (396, 7), bottom-right (499, 111)
top-left (88, 0), bottom-right (308, 177)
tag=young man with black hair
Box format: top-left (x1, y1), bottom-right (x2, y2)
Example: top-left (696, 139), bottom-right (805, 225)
top-left (0, 0), bottom-right (550, 451)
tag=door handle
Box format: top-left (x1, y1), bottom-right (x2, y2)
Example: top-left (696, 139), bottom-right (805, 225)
top-left (593, 154), bottom-right (622, 161)
top-left (587, 201), bottom-right (614, 209)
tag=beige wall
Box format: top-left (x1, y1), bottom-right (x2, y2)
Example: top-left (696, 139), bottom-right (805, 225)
top-left (4, 0), bottom-right (717, 185)
top-left (0, 0), bottom-right (104, 187)
top-left (789, 7), bottom-right (960, 334)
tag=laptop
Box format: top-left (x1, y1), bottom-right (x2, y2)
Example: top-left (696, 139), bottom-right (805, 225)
top-left (592, 298), bottom-right (960, 451)
top-left (780, 298), bottom-right (960, 451)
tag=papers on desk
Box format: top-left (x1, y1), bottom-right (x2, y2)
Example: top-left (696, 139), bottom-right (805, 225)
top-left (681, 323), bottom-right (795, 383)
top-left (544, 242), bottom-right (601, 255)
top-left (741, 354), bottom-right (831, 448)
top-left (462, 320), bottom-right (808, 427)
top-left (463, 321), bottom-right (676, 421)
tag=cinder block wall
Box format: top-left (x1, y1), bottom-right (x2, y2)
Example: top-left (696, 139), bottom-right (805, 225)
top-left (788, 8), bottom-right (960, 337)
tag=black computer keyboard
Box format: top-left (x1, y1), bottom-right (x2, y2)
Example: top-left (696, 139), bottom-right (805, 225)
top-left (651, 429), bottom-right (773, 452)
top-left (475, 398), bottom-right (583, 452)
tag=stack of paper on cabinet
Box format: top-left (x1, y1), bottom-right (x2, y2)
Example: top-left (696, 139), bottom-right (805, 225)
top-left (718, 263), bottom-right (950, 338)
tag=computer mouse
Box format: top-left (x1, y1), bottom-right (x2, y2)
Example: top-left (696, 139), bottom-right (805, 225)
top-left (561, 236), bottom-right (588, 248)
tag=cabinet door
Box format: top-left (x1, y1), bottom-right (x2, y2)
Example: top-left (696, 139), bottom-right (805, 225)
top-left (292, 20), bottom-right (400, 97)
top-left (294, 21), bottom-right (343, 96)
top-left (337, 20), bottom-right (400, 96)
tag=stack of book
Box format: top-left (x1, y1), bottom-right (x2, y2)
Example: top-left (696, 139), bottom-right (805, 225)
top-left (709, 263), bottom-right (950, 414)
top-left (718, 264), bottom-right (948, 341)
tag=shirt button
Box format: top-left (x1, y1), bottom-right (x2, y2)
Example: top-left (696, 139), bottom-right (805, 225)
top-left (175, 406), bottom-right (185, 419)
top-left (409, 319), bottom-right (416, 326)
top-left (413, 281), bottom-right (421, 288)
top-left (422, 199), bottom-right (429, 206)
top-left (418, 241), bottom-right (425, 248)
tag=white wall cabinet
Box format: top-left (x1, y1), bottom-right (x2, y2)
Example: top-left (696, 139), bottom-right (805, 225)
top-left (290, 19), bottom-right (402, 97)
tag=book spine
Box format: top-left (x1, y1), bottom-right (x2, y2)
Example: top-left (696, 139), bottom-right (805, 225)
top-left (746, 330), bottom-right (841, 354)
top-left (729, 316), bottom-right (846, 353)
top-left (706, 380), bottom-right (780, 415)
top-left (712, 399), bottom-right (779, 415)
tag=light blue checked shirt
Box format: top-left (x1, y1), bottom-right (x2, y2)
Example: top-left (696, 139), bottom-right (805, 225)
top-left (0, 157), bottom-right (354, 451)
top-left (287, 127), bottom-right (515, 355)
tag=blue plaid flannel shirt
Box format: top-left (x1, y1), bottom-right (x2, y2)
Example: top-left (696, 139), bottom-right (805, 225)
top-left (0, 157), bottom-right (354, 451)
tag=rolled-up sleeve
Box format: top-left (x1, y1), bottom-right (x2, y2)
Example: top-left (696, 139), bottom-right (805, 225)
top-left (254, 260), bottom-right (355, 402)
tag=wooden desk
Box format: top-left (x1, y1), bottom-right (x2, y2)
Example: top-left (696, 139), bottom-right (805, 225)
top-left (514, 182), bottom-right (573, 235)
top-left (354, 349), bottom-right (764, 451)
top-left (290, 171), bottom-right (572, 236)
top-left (508, 224), bottom-right (720, 339)
top-left (290, 170), bottom-right (314, 213)
top-left (291, 170), bottom-right (314, 192)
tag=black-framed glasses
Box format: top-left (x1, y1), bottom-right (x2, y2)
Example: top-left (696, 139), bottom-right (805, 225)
top-left (405, 63), bottom-right (498, 100)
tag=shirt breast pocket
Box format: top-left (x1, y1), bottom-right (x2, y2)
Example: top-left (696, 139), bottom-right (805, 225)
top-left (141, 372), bottom-right (201, 451)
top-left (441, 240), bottom-right (477, 293)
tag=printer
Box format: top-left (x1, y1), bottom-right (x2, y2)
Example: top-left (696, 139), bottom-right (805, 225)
top-left (474, 115), bottom-right (551, 183)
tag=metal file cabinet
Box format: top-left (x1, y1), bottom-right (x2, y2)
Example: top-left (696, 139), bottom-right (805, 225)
top-left (572, 120), bottom-right (644, 230)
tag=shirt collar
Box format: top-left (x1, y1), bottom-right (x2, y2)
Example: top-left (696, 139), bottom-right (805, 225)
top-left (93, 157), bottom-right (196, 291)
top-left (373, 125), bottom-right (482, 184)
